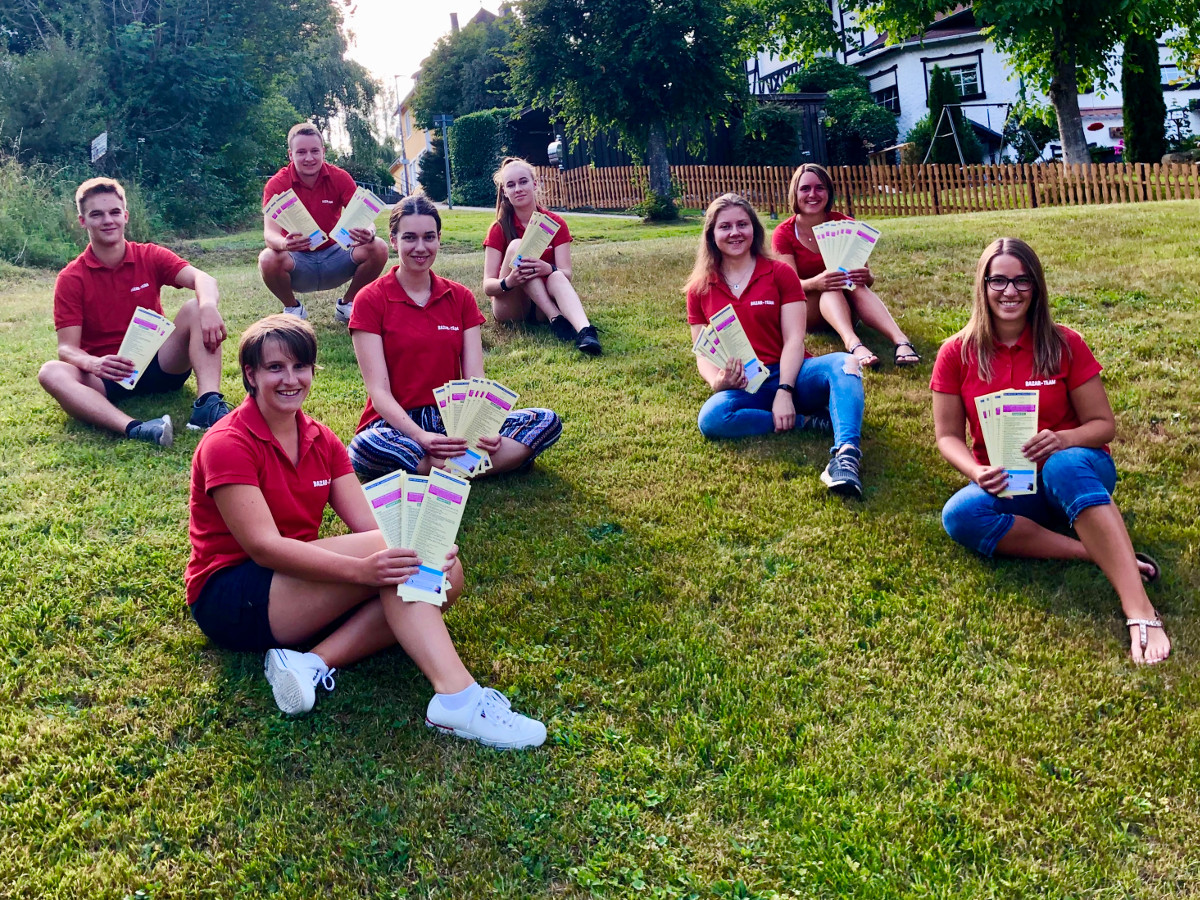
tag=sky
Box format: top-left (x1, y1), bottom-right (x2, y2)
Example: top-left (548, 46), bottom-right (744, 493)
top-left (342, 0), bottom-right (503, 102)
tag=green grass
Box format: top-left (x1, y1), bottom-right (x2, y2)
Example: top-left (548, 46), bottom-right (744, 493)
top-left (1, 203), bottom-right (1198, 899)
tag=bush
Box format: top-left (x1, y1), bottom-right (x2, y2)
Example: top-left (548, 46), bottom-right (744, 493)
top-left (628, 170), bottom-right (682, 221)
top-left (824, 87), bottom-right (898, 165)
top-left (918, 67), bottom-right (985, 164)
top-left (448, 108), bottom-right (516, 206)
top-left (0, 157), bottom-right (157, 269)
top-left (418, 133), bottom-right (449, 202)
top-left (735, 103), bottom-right (804, 166)
top-left (782, 57), bottom-right (868, 94)
top-left (1003, 101), bottom-right (1058, 163)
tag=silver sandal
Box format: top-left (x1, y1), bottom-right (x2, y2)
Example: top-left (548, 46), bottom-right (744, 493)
top-left (1126, 615), bottom-right (1164, 651)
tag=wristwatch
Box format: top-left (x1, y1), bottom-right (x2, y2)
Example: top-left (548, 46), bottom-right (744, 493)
top-left (777, 383), bottom-right (796, 395)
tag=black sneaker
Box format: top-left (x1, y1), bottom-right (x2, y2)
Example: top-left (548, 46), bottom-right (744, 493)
top-left (187, 393), bottom-right (232, 431)
top-left (548, 316), bottom-right (577, 343)
top-left (128, 415), bottom-right (174, 448)
top-left (820, 445), bottom-right (863, 499)
top-left (797, 413), bottom-right (832, 433)
top-left (575, 325), bottom-right (602, 356)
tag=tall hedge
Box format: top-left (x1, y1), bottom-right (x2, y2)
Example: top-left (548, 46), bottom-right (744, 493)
top-left (447, 108), bottom-right (517, 206)
top-left (1121, 32), bottom-right (1167, 163)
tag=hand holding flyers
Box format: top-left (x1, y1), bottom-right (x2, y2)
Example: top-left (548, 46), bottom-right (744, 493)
top-left (263, 190), bottom-right (327, 250)
top-left (691, 304), bottom-right (769, 394)
top-left (812, 219), bottom-right (881, 275)
top-left (114, 307), bottom-right (175, 389)
top-left (510, 212), bottom-right (560, 269)
top-left (330, 187), bottom-right (384, 250)
top-left (974, 390), bottom-right (1040, 496)
top-left (432, 378), bottom-right (521, 478)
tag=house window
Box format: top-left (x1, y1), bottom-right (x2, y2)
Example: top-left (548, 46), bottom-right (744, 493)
top-left (872, 84), bottom-right (901, 114)
top-left (946, 64), bottom-right (982, 99)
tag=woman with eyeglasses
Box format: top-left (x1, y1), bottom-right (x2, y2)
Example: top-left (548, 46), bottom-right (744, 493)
top-left (931, 238), bottom-right (1169, 664)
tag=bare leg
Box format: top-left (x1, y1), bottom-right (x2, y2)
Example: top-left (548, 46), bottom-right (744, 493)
top-left (817, 290), bottom-right (875, 366)
top-left (381, 596), bottom-right (474, 694)
top-left (495, 240), bottom-right (561, 323)
top-left (37, 361), bottom-right (133, 434)
top-left (478, 437), bottom-right (533, 476)
top-left (344, 237), bottom-right (390, 304)
top-left (543, 271), bottom-right (591, 331)
top-left (258, 247), bottom-right (301, 308)
top-left (157, 298), bottom-right (222, 394)
top-left (846, 285), bottom-right (909, 347)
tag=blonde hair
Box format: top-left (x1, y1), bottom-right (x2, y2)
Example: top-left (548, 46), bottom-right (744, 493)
top-left (492, 157), bottom-right (542, 245)
top-left (287, 123), bottom-right (323, 150)
top-left (683, 193), bottom-right (767, 298)
top-left (956, 237), bottom-right (1066, 381)
top-left (75, 178), bottom-right (126, 215)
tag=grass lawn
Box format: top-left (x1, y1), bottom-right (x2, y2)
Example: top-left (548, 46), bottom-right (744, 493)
top-left (0, 202), bottom-right (1197, 899)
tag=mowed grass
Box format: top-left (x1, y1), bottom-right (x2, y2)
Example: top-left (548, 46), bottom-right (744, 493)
top-left (0, 203), bottom-right (1198, 899)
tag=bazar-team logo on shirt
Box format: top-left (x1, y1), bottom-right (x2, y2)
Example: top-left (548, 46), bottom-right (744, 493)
top-left (1025, 379), bottom-right (1058, 387)
top-left (313, 478), bottom-right (331, 487)
top-left (749, 300), bottom-right (775, 307)
top-left (130, 282), bottom-right (151, 292)
top-left (437, 325), bottom-right (460, 332)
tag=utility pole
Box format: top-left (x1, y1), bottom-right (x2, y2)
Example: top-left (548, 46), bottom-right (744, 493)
top-left (433, 114), bottom-right (454, 209)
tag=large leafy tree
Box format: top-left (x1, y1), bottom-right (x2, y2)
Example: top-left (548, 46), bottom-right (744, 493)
top-left (1121, 31), bottom-right (1167, 163)
top-left (510, 0), bottom-right (753, 219)
top-left (409, 13), bottom-right (514, 128)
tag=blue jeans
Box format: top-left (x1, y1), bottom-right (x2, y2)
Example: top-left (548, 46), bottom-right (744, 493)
top-left (697, 357), bottom-right (864, 449)
top-left (942, 446), bottom-right (1117, 556)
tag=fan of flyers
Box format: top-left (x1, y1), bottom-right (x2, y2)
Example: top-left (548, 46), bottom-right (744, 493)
top-left (510, 212), bottom-right (560, 268)
top-left (974, 390), bottom-right (1041, 496)
top-left (691, 303), bottom-right (769, 393)
top-left (431, 378), bottom-right (521, 478)
top-left (812, 219), bottom-right (882, 273)
top-left (262, 186), bottom-right (385, 252)
top-left (361, 467), bottom-right (470, 606)
top-left (114, 306), bottom-right (175, 390)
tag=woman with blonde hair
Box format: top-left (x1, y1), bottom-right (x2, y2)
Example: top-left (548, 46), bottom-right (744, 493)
top-left (481, 156), bottom-right (601, 355)
top-left (931, 237), bottom-right (1168, 664)
top-left (773, 163), bottom-right (917, 368)
top-left (686, 193), bottom-right (867, 498)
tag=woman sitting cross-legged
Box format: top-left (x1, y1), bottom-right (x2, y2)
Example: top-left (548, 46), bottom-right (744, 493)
top-left (186, 314), bottom-right (546, 748)
top-left (686, 193), bottom-right (868, 499)
top-left (931, 237), bottom-right (1169, 664)
top-left (348, 193), bottom-right (562, 482)
top-left (772, 163), bottom-right (918, 369)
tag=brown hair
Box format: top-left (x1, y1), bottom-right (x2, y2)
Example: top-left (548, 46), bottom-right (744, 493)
top-left (788, 164), bottom-right (835, 214)
top-left (75, 177), bottom-right (126, 216)
top-left (683, 193), bottom-right (767, 298)
top-left (957, 237), bottom-right (1066, 381)
top-left (287, 123), bottom-right (323, 150)
top-left (239, 314), bottom-right (318, 396)
top-left (492, 157), bottom-right (543, 246)
top-left (388, 192), bottom-right (442, 238)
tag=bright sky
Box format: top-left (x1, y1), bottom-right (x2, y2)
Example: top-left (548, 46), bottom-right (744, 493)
top-left (342, 0), bottom-right (502, 101)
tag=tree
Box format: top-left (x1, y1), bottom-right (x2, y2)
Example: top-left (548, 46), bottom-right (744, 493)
top-left (838, 0), bottom-right (1200, 165)
top-left (1121, 31), bottom-right (1167, 163)
top-left (922, 65), bottom-right (984, 163)
top-left (409, 13), bottom-right (514, 129)
top-left (510, 0), bottom-right (753, 219)
top-left (782, 58), bottom-right (897, 164)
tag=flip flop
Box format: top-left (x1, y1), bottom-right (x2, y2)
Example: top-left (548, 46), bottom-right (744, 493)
top-left (847, 342), bottom-right (879, 369)
top-left (1135, 552), bottom-right (1161, 584)
top-left (893, 341), bottom-right (921, 367)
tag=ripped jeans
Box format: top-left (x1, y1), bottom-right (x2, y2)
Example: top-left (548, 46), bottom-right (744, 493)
top-left (697, 355), bottom-right (864, 448)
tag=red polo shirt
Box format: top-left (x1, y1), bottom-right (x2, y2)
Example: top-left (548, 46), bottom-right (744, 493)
top-left (771, 211), bottom-right (852, 282)
top-left (482, 208), bottom-right (572, 264)
top-left (349, 269), bottom-right (488, 428)
top-left (686, 257), bottom-right (811, 366)
top-left (185, 397), bottom-right (354, 605)
top-left (262, 162), bottom-right (357, 251)
top-left (930, 325), bottom-right (1104, 466)
top-left (53, 242), bottom-right (190, 357)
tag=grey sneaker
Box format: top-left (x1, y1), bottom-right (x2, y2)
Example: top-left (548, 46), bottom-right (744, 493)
top-left (187, 393), bottom-right (231, 431)
top-left (128, 414), bottom-right (173, 447)
top-left (282, 302), bottom-right (308, 320)
top-left (334, 297), bottom-right (353, 324)
top-left (264, 649), bottom-right (336, 716)
top-left (820, 445), bottom-right (863, 499)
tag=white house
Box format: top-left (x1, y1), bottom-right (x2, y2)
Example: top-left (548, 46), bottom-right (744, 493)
top-left (751, 5), bottom-right (1200, 162)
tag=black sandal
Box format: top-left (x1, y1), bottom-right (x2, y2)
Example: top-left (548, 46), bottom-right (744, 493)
top-left (893, 341), bottom-right (921, 367)
top-left (1135, 552), bottom-right (1161, 584)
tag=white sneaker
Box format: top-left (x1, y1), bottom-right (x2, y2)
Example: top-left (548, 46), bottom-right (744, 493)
top-left (334, 297), bottom-right (353, 324)
top-left (264, 648), bottom-right (336, 716)
top-left (425, 687), bottom-right (547, 749)
top-left (281, 303), bottom-right (308, 320)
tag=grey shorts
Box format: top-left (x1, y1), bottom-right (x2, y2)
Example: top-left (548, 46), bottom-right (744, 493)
top-left (289, 244), bottom-right (359, 294)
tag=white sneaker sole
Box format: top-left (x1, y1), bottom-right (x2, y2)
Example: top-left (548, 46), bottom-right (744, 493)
top-left (424, 717), bottom-right (546, 750)
top-left (820, 469), bottom-right (862, 498)
top-left (265, 651), bottom-right (314, 715)
top-left (158, 415), bottom-right (174, 447)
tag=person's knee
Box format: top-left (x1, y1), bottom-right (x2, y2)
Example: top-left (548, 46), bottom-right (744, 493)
top-left (697, 402), bottom-right (727, 439)
top-left (37, 360), bottom-right (81, 396)
top-left (258, 247), bottom-right (291, 276)
top-left (357, 237), bottom-right (389, 268)
top-left (941, 491), bottom-right (988, 549)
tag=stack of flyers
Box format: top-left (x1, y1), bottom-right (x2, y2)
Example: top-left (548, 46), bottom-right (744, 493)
top-left (330, 186), bottom-right (385, 250)
top-left (812, 219), bottom-right (881, 273)
top-left (430, 378), bottom-right (521, 478)
top-left (263, 190), bottom-right (327, 250)
top-left (974, 390), bottom-right (1040, 496)
top-left (114, 307), bottom-right (175, 390)
top-left (362, 467), bottom-right (471, 606)
top-left (510, 212), bottom-right (561, 268)
top-left (691, 303), bottom-right (769, 394)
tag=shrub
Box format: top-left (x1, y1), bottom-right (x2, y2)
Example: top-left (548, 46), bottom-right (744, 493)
top-left (782, 58), bottom-right (868, 94)
top-left (628, 170), bottom-right (683, 221)
top-left (448, 108), bottom-right (516, 206)
top-left (823, 87), bottom-right (898, 165)
top-left (418, 133), bottom-right (449, 202)
top-left (1122, 32), bottom-right (1167, 163)
top-left (735, 103), bottom-right (804, 166)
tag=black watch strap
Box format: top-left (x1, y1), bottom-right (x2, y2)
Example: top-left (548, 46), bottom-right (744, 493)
top-left (777, 383), bottom-right (796, 395)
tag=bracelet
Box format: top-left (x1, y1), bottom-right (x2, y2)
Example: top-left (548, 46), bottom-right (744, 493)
top-left (777, 383), bottom-right (796, 396)
top-left (550, 264), bottom-right (558, 274)
top-left (500, 277), bottom-right (511, 292)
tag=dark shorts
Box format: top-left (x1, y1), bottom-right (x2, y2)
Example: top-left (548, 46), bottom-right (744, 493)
top-left (103, 352), bottom-right (191, 402)
top-left (190, 559), bottom-right (278, 652)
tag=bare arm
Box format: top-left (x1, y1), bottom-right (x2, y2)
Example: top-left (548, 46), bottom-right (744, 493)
top-left (56, 325), bottom-right (133, 380)
top-left (328, 472), bottom-right (378, 534)
top-left (551, 242), bottom-right (573, 280)
top-left (482, 245), bottom-right (507, 297)
top-left (933, 390), bottom-right (1007, 494)
top-left (460, 326), bottom-right (485, 379)
top-left (174, 265), bottom-right (226, 351)
top-left (263, 214), bottom-right (311, 253)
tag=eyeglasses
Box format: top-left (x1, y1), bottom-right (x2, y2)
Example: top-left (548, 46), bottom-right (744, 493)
top-left (986, 275), bottom-right (1034, 292)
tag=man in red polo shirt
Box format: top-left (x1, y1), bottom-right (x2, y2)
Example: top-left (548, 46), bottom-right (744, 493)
top-left (38, 177), bottom-right (230, 447)
top-left (258, 123), bottom-right (389, 323)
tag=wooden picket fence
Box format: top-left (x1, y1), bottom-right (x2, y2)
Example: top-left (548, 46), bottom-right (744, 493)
top-left (532, 162), bottom-right (1200, 217)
